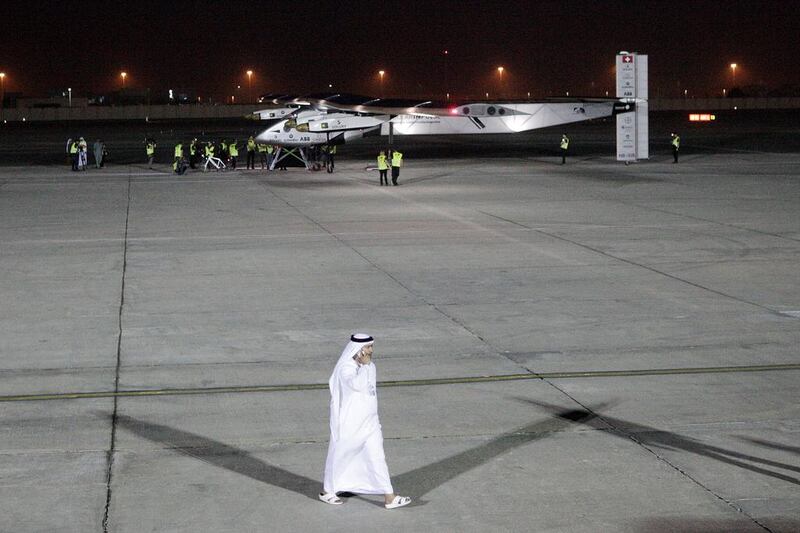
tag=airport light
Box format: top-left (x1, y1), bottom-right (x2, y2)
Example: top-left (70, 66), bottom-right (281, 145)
top-left (730, 63), bottom-right (737, 87)
top-left (246, 70), bottom-right (253, 102)
top-left (120, 71), bottom-right (127, 89)
top-left (497, 66), bottom-right (504, 97)
top-left (443, 50), bottom-right (449, 100)
top-left (68, 87), bottom-right (72, 107)
top-left (0, 73), bottom-right (5, 119)
top-left (378, 70), bottom-right (385, 97)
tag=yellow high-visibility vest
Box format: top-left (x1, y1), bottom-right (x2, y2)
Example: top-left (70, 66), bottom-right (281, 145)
top-left (377, 154), bottom-right (388, 170)
top-left (229, 143), bottom-right (239, 157)
top-left (560, 137), bottom-right (569, 150)
top-left (391, 151), bottom-right (403, 167)
top-left (174, 144), bottom-right (183, 157)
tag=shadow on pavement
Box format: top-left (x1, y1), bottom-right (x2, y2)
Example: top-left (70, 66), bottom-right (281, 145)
top-left (115, 405), bottom-right (608, 505)
top-left (116, 414), bottom-right (320, 502)
top-left (520, 399), bottom-right (800, 486)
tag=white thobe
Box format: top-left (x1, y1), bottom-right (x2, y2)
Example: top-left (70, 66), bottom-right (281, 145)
top-left (323, 359), bottom-right (393, 495)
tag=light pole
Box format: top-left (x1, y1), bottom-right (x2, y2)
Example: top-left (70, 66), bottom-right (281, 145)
top-left (120, 71), bottom-right (127, 89)
top-left (246, 70), bottom-right (253, 103)
top-left (0, 73), bottom-right (5, 118)
top-left (497, 66), bottom-right (504, 98)
top-left (729, 63), bottom-right (737, 88)
top-left (68, 87), bottom-right (72, 107)
top-left (378, 70), bottom-right (385, 97)
top-left (443, 50), bottom-right (449, 100)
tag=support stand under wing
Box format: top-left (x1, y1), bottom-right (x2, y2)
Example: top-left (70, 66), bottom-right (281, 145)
top-left (270, 146), bottom-right (311, 170)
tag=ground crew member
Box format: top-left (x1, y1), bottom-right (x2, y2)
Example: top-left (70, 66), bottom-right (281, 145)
top-left (189, 139), bottom-right (198, 169)
top-left (246, 136), bottom-right (256, 169)
top-left (69, 139), bottom-right (79, 171)
top-left (173, 142), bottom-right (183, 172)
top-left (146, 138), bottom-right (156, 169)
top-left (228, 139), bottom-right (239, 169)
top-left (377, 150), bottom-right (388, 186)
top-left (257, 142), bottom-right (268, 169)
top-left (390, 149), bottom-right (403, 185)
top-left (560, 134), bottom-right (569, 164)
top-left (203, 141), bottom-right (213, 171)
top-left (326, 144), bottom-right (337, 173)
top-left (266, 144), bottom-right (275, 170)
top-left (671, 133), bottom-right (680, 163)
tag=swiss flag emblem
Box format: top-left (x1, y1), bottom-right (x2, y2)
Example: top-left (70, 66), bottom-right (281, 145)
top-left (622, 55), bottom-right (633, 63)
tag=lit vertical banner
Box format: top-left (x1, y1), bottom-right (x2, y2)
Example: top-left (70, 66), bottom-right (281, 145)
top-left (616, 52), bottom-right (649, 162)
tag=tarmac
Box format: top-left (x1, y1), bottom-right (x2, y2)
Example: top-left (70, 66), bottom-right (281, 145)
top-left (1, 146), bottom-right (799, 532)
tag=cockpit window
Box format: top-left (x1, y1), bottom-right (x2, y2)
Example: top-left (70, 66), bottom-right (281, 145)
top-left (282, 119), bottom-right (309, 132)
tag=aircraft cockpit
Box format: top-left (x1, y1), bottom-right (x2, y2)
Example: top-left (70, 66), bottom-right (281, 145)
top-left (283, 119), bottom-right (309, 133)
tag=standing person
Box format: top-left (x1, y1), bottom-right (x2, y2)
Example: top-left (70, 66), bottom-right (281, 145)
top-left (173, 142), bottom-right (184, 172)
top-left (228, 139), bottom-right (238, 169)
top-left (101, 141), bottom-right (108, 167)
top-left (246, 136), bottom-right (256, 169)
top-left (146, 138), bottom-right (156, 169)
top-left (266, 144), bottom-right (275, 170)
top-left (257, 142), bottom-right (268, 169)
top-left (189, 138), bottom-right (199, 169)
top-left (93, 139), bottom-right (103, 168)
top-left (220, 140), bottom-right (229, 163)
top-left (671, 132), bottom-right (680, 163)
top-left (390, 149), bottom-right (403, 186)
top-left (560, 133), bottom-right (569, 165)
top-left (320, 334), bottom-right (412, 510)
top-left (326, 144), bottom-right (336, 173)
top-left (377, 150), bottom-right (388, 186)
top-left (78, 137), bottom-right (88, 170)
top-left (69, 138), bottom-right (79, 171)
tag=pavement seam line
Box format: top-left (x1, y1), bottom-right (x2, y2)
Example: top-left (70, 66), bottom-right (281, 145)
top-left (543, 380), bottom-right (776, 533)
top-left (102, 170), bottom-right (131, 533)
top-left (479, 209), bottom-right (786, 316)
top-left (2, 363), bottom-right (798, 403)
top-left (616, 198), bottom-right (800, 244)
top-left (252, 177), bottom-right (531, 374)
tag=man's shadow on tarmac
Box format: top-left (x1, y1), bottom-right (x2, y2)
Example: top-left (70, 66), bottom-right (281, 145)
top-left (517, 398), bottom-right (800, 486)
top-left (114, 397), bottom-right (798, 508)
top-left (114, 406), bottom-right (603, 507)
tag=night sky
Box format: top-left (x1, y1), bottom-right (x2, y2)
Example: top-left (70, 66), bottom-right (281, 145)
top-left (2, 0), bottom-right (798, 101)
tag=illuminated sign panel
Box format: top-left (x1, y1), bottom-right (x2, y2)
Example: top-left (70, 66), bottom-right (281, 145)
top-left (689, 114), bottom-right (716, 122)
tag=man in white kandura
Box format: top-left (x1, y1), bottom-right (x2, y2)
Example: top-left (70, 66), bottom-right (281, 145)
top-left (320, 334), bottom-right (411, 509)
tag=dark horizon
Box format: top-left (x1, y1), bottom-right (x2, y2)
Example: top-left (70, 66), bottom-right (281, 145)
top-left (2, 0), bottom-right (799, 101)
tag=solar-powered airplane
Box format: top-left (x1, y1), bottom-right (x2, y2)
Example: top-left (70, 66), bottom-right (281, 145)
top-left (252, 53), bottom-right (648, 169)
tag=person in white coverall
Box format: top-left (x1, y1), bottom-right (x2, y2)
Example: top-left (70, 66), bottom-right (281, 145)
top-left (319, 333), bottom-right (412, 510)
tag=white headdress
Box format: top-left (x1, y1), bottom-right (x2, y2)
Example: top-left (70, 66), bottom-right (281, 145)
top-left (328, 333), bottom-right (374, 441)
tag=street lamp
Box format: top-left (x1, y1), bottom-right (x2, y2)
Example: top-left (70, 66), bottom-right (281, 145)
top-left (120, 71), bottom-right (127, 89)
top-left (378, 70), bottom-right (385, 97)
top-left (443, 50), bottom-right (449, 100)
top-left (68, 87), bottom-right (72, 107)
top-left (246, 70), bottom-right (253, 103)
top-left (497, 66), bottom-right (504, 97)
top-left (730, 63), bottom-right (737, 87)
top-left (0, 72), bottom-right (5, 119)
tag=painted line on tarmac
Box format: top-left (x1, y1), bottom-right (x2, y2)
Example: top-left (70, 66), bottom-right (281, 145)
top-left (1, 362), bottom-right (799, 403)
